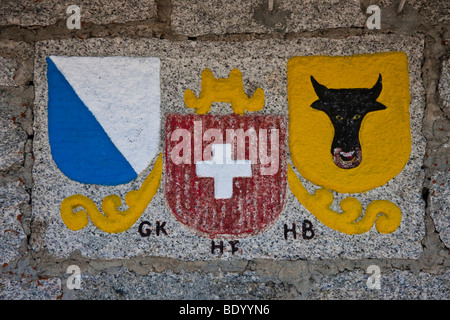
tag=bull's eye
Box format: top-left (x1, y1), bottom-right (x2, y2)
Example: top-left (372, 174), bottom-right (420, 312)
top-left (352, 114), bottom-right (361, 120)
top-left (335, 115), bottom-right (344, 121)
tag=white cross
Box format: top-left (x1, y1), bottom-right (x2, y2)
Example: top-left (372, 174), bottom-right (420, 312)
top-left (196, 144), bottom-right (252, 199)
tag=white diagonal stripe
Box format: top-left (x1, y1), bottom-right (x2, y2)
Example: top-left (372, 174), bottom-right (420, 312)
top-left (50, 56), bottom-right (160, 175)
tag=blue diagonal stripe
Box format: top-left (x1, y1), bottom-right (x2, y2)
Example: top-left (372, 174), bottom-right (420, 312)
top-left (47, 57), bottom-right (137, 185)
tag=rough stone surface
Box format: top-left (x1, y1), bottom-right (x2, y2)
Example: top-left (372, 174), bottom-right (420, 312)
top-left (62, 267), bottom-right (297, 300)
top-left (32, 35), bottom-right (425, 261)
top-left (411, 0), bottom-right (450, 24)
top-left (425, 58), bottom-right (450, 249)
top-left (0, 56), bottom-right (18, 86)
top-left (308, 268), bottom-right (450, 299)
top-left (440, 58), bottom-right (450, 110)
top-left (0, 41), bottom-right (34, 87)
top-left (429, 171), bottom-right (450, 248)
top-left (0, 115), bottom-right (27, 171)
top-left (0, 182), bottom-right (29, 265)
top-left (171, 0), bottom-right (366, 36)
top-left (0, 275), bottom-right (62, 300)
top-left (0, 0), bottom-right (157, 27)
top-left (0, 87), bottom-right (34, 137)
top-left (360, 0), bottom-right (450, 31)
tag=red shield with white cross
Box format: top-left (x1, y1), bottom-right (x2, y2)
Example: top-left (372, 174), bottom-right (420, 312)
top-left (165, 114), bottom-right (287, 237)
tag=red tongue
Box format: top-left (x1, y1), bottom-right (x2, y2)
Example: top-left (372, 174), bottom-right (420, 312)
top-left (340, 152), bottom-right (354, 161)
top-left (333, 148), bottom-right (362, 169)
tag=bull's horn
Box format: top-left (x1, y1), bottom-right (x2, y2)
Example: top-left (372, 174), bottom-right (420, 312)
top-left (310, 75), bottom-right (331, 101)
top-left (368, 74), bottom-right (382, 100)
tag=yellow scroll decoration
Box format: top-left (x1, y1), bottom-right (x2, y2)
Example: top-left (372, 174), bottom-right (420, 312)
top-left (287, 165), bottom-right (401, 234)
top-left (184, 68), bottom-right (265, 115)
top-left (60, 153), bottom-right (163, 233)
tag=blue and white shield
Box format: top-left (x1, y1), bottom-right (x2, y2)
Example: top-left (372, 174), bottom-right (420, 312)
top-left (46, 56), bottom-right (160, 185)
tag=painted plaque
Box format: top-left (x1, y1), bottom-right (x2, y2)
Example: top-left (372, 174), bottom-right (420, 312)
top-left (32, 37), bottom-right (426, 260)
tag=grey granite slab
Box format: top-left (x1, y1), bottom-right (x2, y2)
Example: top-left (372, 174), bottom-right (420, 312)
top-left (308, 268), bottom-right (450, 299)
top-left (440, 58), bottom-right (450, 109)
top-left (428, 58), bottom-right (450, 248)
top-left (429, 171), bottom-right (450, 248)
top-left (0, 56), bottom-right (18, 86)
top-left (366, 0), bottom-right (450, 25)
top-left (32, 35), bottom-right (426, 261)
top-left (0, 41), bottom-right (34, 87)
top-left (0, 182), bottom-right (29, 265)
top-left (62, 267), bottom-right (296, 300)
top-left (0, 87), bottom-right (34, 137)
top-left (0, 275), bottom-right (61, 300)
top-left (359, 0), bottom-right (449, 35)
top-left (0, 0), bottom-right (157, 27)
top-left (171, 0), bottom-right (366, 36)
top-left (0, 115), bottom-right (26, 171)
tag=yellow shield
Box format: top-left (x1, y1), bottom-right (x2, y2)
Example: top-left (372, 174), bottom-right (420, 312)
top-left (288, 52), bottom-right (411, 193)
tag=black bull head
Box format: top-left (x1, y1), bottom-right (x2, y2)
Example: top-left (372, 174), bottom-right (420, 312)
top-left (310, 74), bottom-right (386, 169)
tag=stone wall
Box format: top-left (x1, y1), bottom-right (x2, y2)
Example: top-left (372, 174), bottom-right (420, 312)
top-left (0, 0), bottom-right (448, 300)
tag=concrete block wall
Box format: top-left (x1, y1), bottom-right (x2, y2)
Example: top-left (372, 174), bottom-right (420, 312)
top-left (0, 0), bottom-right (448, 300)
